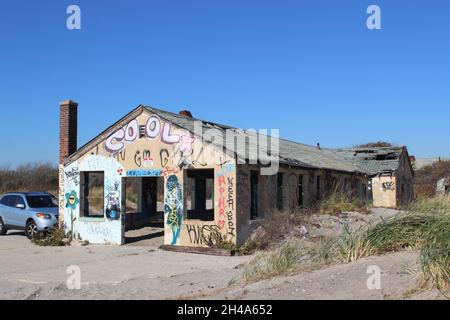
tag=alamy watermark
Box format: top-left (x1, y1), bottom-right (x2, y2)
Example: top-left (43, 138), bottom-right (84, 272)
top-left (366, 265), bottom-right (381, 290)
top-left (367, 5), bottom-right (381, 30)
top-left (66, 265), bottom-right (81, 290)
top-left (66, 5), bottom-right (81, 30)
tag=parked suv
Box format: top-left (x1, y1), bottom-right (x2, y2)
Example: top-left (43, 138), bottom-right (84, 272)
top-left (0, 192), bottom-right (59, 239)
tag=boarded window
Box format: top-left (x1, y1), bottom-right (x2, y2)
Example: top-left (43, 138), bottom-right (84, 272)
top-left (80, 171), bottom-right (104, 218)
top-left (186, 169), bottom-right (214, 221)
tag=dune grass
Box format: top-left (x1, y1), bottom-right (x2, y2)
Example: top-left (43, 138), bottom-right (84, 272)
top-left (318, 188), bottom-right (369, 215)
top-left (238, 197), bottom-right (449, 294)
top-left (324, 197), bottom-right (449, 292)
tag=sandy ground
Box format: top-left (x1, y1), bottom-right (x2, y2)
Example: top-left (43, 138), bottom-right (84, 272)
top-left (205, 251), bottom-right (443, 300)
top-left (0, 208), bottom-right (444, 300)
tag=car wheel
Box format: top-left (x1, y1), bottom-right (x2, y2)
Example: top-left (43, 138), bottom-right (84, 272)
top-left (25, 220), bottom-right (38, 239)
top-left (0, 218), bottom-right (7, 235)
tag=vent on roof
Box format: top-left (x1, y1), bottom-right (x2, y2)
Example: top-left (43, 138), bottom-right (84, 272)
top-left (139, 125), bottom-right (146, 138)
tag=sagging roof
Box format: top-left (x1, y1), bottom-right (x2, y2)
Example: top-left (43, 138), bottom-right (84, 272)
top-left (67, 105), bottom-right (405, 176)
top-left (333, 147), bottom-right (404, 175)
top-left (142, 106), bottom-right (357, 173)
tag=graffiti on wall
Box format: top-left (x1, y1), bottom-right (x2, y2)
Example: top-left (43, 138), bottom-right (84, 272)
top-left (382, 181), bottom-right (395, 191)
top-left (162, 167), bottom-right (178, 177)
top-left (127, 169), bottom-right (163, 177)
top-left (65, 191), bottom-right (79, 210)
top-left (179, 134), bottom-right (196, 154)
top-left (226, 177), bottom-right (236, 238)
top-left (86, 223), bottom-right (113, 240)
top-left (59, 166), bottom-right (65, 224)
top-left (65, 190), bottom-right (79, 235)
top-left (105, 181), bottom-right (121, 220)
top-left (217, 176), bottom-right (227, 230)
top-left (164, 175), bottom-right (183, 245)
top-left (65, 168), bottom-right (80, 186)
top-left (134, 149), bottom-right (153, 167)
top-left (186, 224), bottom-right (221, 245)
top-left (105, 116), bottom-right (181, 154)
top-left (160, 149), bottom-right (170, 167)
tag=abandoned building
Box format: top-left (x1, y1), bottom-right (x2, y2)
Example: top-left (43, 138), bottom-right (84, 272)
top-left (59, 100), bottom-right (415, 246)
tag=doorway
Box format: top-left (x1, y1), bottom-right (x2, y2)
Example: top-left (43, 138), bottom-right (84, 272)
top-left (123, 176), bottom-right (165, 246)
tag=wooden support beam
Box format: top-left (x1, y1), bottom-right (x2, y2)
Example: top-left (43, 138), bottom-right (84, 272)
top-left (160, 245), bottom-right (235, 257)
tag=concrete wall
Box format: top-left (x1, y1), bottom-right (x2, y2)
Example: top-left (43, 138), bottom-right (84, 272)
top-left (60, 109), bottom-right (237, 246)
top-left (371, 151), bottom-right (415, 209)
top-left (235, 164), bottom-right (369, 245)
top-left (371, 175), bottom-right (397, 208)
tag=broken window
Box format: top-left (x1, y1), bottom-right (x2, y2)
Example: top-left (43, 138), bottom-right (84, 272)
top-left (186, 169), bottom-right (214, 221)
top-left (80, 171), bottom-right (105, 218)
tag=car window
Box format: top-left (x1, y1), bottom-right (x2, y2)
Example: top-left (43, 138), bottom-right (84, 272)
top-left (26, 195), bottom-right (58, 208)
top-left (9, 196), bottom-right (25, 208)
top-left (0, 196), bottom-right (12, 206)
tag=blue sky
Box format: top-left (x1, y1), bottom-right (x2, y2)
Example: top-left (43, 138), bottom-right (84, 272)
top-left (0, 0), bottom-right (449, 167)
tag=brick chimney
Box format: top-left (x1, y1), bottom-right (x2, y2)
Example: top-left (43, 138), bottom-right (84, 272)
top-left (59, 100), bottom-right (78, 164)
top-left (179, 110), bottom-right (193, 118)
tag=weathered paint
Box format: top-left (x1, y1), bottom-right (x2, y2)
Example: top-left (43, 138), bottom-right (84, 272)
top-left (61, 109), bottom-right (237, 246)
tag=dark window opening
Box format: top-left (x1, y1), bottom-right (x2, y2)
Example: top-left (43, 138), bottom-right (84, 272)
top-left (250, 171), bottom-right (259, 220)
top-left (298, 175), bottom-right (304, 207)
top-left (316, 176), bottom-right (321, 200)
top-left (277, 173), bottom-right (284, 210)
top-left (80, 171), bottom-right (105, 218)
top-left (186, 169), bottom-right (214, 221)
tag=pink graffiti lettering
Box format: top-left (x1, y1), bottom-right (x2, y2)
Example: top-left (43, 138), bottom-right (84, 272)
top-left (146, 116), bottom-right (161, 139)
top-left (105, 128), bottom-right (125, 153)
top-left (162, 122), bottom-right (180, 144)
top-left (179, 135), bottom-right (195, 153)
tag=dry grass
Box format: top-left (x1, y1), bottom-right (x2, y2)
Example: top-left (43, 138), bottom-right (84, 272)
top-left (317, 188), bottom-right (369, 215)
top-left (240, 241), bottom-right (310, 284)
top-left (321, 197), bottom-right (449, 293)
top-left (238, 209), bottom-right (310, 255)
top-left (0, 163), bottom-right (58, 195)
top-left (237, 197), bottom-right (449, 295)
top-left (414, 160), bottom-right (450, 198)
top-left (32, 227), bottom-right (70, 247)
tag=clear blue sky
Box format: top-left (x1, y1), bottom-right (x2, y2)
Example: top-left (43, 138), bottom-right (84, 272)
top-left (1, 0), bottom-right (449, 167)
